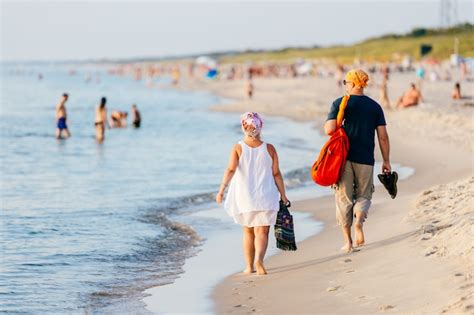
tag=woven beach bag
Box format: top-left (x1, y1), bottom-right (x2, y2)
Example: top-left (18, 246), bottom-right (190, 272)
top-left (274, 201), bottom-right (297, 251)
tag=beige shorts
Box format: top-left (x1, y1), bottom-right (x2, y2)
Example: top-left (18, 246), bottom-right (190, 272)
top-left (334, 161), bottom-right (374, 227)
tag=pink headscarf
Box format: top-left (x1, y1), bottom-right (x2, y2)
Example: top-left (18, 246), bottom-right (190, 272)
top-left (240, 112), bottom-right (263, 137)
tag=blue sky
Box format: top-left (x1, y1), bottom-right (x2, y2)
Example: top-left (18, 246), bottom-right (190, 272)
top-left (1, 1), bottom-right (473, 61)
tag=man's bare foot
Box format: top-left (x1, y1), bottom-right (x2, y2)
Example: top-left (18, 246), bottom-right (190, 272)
top-left (255, 261), bottom-right (267, 275)
top-left (340, 243), bottom-right (353, 253)
top-left (243, 267), bottom-right (255, 274)
top-left (354, 222), bottom-right (365, 247)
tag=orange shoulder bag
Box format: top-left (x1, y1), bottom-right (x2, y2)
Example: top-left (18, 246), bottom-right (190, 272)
top-left (311, 95), bottom-right (350, 186)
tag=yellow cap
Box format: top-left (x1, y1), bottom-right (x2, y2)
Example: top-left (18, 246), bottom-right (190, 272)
top-left (345, 69), bottom-right (369, 88)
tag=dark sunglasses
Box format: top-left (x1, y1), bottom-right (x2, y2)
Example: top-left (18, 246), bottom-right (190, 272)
top-left (343, 80), bottom-right (352, 85)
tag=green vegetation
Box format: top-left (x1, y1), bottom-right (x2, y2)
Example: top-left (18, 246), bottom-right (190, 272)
top-left (220, 23), bottom-right (474, 64)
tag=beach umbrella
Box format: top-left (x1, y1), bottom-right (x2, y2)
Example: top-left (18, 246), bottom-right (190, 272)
top-left (195, 56), bottom-right (217, 69)
top-left (296, 62), bottom-right (313, 75)
top-left (206, 69), bottom-right (218, 78)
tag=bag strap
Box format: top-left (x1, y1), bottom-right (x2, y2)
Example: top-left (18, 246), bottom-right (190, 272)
top-left (336, 95), bottom-right (350, 128)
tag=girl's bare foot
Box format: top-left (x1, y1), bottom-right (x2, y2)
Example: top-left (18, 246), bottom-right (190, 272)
top-left (255, 261), bottom-right (267, 275)
top-left (243, 267), bottom-right (255, 274)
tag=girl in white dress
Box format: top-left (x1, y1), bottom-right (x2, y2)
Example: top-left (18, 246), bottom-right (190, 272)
top-left (216, 112), bottom-right (289, 275)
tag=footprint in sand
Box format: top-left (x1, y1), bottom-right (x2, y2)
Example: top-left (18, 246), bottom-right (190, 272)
top-left (343, 258), bottom-right (352, 263)
top-left (327, 286), bottom-right (343, 292)
top-left (379, 304), bottom-right (395, 311)
top-left (425, 246), bottom-right (439, 256)
top-left (459, 283), bottom-right (474, 290)
top-left (346, 269), bottom-right (355, 273)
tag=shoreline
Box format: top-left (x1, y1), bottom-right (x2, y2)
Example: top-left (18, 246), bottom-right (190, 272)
top-left (142, 203), bottom-right (324, 314)
top-left (174, 74), bottom-right (473, 313)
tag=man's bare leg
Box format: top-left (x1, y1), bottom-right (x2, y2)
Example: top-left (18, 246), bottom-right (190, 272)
top-left (96, 126), bottom-right (104, 142)
top-left (354, 211), bottom-right (366, 247)
top-left (341, 225), bottom-right (353, 253)
top-left (242, 226), bottom-right (255, 274)
top-left (56, 129), bottom-right (62, 139)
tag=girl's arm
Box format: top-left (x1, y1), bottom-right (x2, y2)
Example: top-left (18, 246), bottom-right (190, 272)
top-left (216, 144), bottom-right (240, 204)
top-left (268, 144), bottom-right (289, 204)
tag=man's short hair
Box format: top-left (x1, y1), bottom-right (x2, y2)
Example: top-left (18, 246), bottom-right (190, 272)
top-left (63, 93), bottom-right (69, 98)
top-left (410, 83), bottom-right (416, 88)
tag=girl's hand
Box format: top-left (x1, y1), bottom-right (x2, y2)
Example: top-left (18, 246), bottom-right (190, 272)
top-left (215, 192), bottom-right (224, 204)
top-left (281, 195), bottom-right (290, 206)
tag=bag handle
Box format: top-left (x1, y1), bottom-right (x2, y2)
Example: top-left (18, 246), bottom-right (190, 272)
top-left (280, 200), bottom-right (291, 208)
top-left (336, 95), bottom-right (350, 128)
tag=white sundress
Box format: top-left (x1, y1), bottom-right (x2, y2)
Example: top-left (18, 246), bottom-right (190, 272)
top-left (224, 141), bottom-right (280, 227)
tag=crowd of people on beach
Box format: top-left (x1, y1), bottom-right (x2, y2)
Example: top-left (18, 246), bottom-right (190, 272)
top-left (55, 93), bottom-right (141, 141)
top-left (377, 61), bottom-right (470, 109)
top-left (100, 54), bottom-right (472, 110)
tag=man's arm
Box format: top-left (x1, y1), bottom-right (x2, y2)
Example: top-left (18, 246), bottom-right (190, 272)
top-left (104, 109), bottom-right (111, 128)
top-left (324, 100), bottom-right (339, 135)
top-left (324, 119), bottom-right (337, 135)
top-left (376, 125), bottom-right (391, 173)
top-left (55, 103), bottom-right (62, 119)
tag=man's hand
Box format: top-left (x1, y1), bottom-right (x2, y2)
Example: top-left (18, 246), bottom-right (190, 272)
top-left (382, 161), bottom-right (392, 174)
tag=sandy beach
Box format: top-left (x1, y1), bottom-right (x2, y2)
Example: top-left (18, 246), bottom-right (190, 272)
top-left (177, 73), bottom-right (473, 314)
top-left (4, 3), bottom-right (473, 313)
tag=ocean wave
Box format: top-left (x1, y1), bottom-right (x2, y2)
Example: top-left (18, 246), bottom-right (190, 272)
top-left (285, 166), bottom-right (312, 188)
top-left (85, 211), bottom-right (203, 313)
top-left (141, 166), bottom-right (312, 218)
